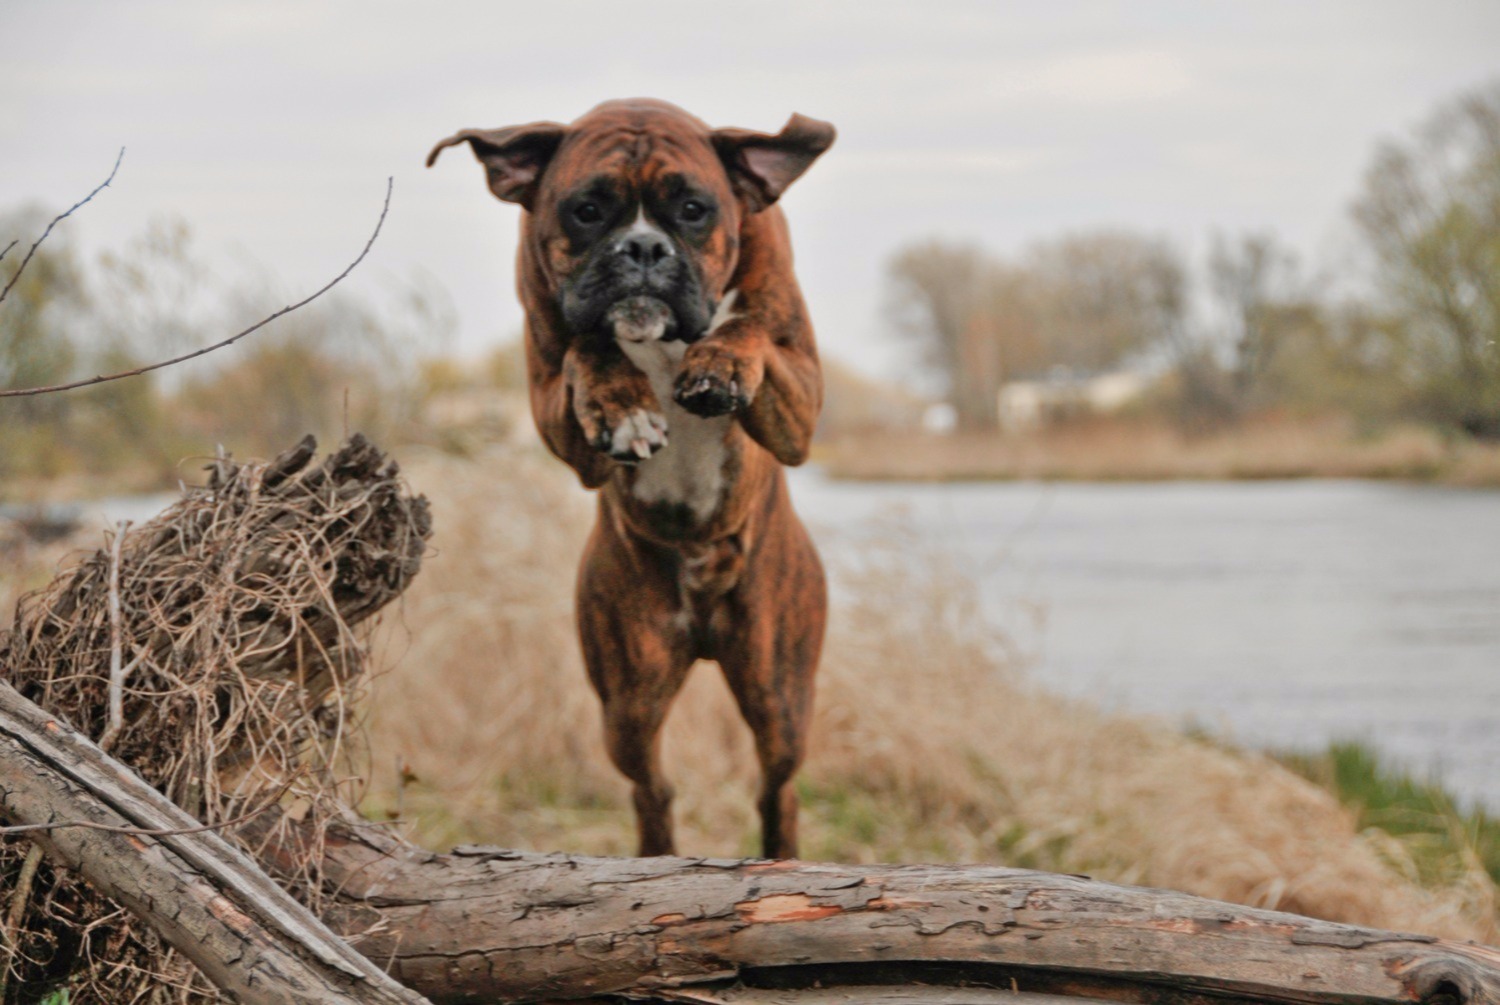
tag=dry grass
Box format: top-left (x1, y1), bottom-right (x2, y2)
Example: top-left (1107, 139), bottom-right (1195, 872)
top-left (362, 444), bottom-right (1499, 945)
top-left (818, 413), bottom-right (1500, 484)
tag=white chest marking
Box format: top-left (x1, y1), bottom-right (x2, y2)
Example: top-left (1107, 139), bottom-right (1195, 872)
top-left (620, 337), bottom-right (729, 522)
top-left (616, 290), bottom-right (742, 523)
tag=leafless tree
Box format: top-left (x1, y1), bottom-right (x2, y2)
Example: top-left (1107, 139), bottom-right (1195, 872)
top-left (1207, 231), bottom-right (1304, 404)
top-left (1024, 230), bottom-right (1183, 376)
top-left (887, 240), bottom-right (1004, 429)
top-left (887, 231), bottom-right (1196, 430)
top-left (1352, 80), bottom-right (1500, 437)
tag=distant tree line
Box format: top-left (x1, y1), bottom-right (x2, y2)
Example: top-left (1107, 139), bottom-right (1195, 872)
top-left (889, 81), bottom-right (1500, 436)
top-left (0, 214), bottom-right (453, 489)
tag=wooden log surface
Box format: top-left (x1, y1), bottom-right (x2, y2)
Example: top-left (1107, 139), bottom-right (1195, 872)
top-left (286, 822), bottom-right (1500, 1004)
top-left (0, 679), bottom-right (430, 1005)
top-left (657, 989), bottom-right (1111, 1004)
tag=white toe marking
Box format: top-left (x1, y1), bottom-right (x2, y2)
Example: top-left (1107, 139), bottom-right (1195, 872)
top-left (610, 408), bottom-right (668, 459)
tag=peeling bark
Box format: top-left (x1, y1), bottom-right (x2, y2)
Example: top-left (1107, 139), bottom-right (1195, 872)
top-left (273, 823), bottom-right (1500, 1004)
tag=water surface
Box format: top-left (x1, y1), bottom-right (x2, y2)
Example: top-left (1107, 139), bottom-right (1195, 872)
top-left (789, 470), bottom-right (1500, 812)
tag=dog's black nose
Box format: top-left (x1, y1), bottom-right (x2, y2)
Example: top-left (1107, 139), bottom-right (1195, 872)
top-left (614, 232), bottom-right (673, 266)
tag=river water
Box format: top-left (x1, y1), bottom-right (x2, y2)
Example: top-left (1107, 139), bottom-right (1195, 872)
top-left (83, 473), bottom-right (1498, 810)
top-left (788, 470), bottom-right (1500, 813)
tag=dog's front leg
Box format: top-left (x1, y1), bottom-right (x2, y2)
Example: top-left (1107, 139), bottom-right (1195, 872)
top-left (672, 312), bottom-right (820, 466)
top-left (670, 208), bottom-right (821, 466)
top-left (529, 343), bottom-right (669, 488)
top-left (678, 320), bottom-right (820, 466)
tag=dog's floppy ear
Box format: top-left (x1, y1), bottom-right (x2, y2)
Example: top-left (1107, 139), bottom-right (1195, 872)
top-left (426, 121), bottom-right (567, 209)
top-left (712, 114), bottom-right (836, 214)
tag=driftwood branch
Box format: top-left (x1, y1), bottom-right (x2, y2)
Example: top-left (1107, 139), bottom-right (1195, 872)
top-left (255, 820), bottom-right (1498, 1005)
top-left (0, 171), bottom-right (392, 398)
top-left (97, 519), bottom-right (132, 754)
top-left (0, 678), bottom-right (428, 1005)
top-left (0, 781), bottom-right (288, 838)
top-left (10, 691), bottom-right (1497, 1005)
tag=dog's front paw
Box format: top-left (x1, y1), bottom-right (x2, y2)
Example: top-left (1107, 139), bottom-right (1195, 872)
top-left (604, 408), bottom-right (669, 462)
top-left (673, 342), bottom-right (762, 418)
top-left (572, 380), bottom-right (669, 463)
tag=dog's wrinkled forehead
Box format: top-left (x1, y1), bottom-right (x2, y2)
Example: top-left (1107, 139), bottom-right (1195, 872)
top-left (540, 101), bottom-right (734, 208)
top-left (427, 98), bottom-right (836, 219)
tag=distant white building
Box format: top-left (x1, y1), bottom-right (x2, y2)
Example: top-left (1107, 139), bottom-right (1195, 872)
top-left (997, 368), bottom-right (1148, 431)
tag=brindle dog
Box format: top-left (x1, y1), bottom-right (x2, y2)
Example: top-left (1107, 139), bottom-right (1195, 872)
top-left (429, 99), bottom-right (833, 858)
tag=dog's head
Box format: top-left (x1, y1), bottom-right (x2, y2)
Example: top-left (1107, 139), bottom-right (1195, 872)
top-left (429, 99), bottom-right (834, 345)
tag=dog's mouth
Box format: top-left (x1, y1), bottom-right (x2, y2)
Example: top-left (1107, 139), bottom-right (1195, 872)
top-left (560, 250), bottom-right (714, 346)
top-left (606, 296), bottom-right (681, 344)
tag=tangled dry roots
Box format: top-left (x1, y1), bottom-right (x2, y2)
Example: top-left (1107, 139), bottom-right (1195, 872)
top-left (0, 434), bottom-right (430, 1003)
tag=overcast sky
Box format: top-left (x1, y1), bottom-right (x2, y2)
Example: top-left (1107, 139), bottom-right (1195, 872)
top-left (3, 1), bottom-right (1498, 378)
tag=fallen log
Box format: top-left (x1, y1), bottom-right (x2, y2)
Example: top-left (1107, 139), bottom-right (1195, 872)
top-left (0, 678), bottom-right (428, 1005)
top-left (273, 820), bottom-right (1500, 1004)
top-left (8, 667), bottom-right (1497, 1005)
top-left (9, 665), bottom-right (1498, 1005)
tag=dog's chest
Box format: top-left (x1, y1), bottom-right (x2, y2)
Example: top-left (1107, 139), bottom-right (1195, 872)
top-left (619, 339), bottom-right (732, 523)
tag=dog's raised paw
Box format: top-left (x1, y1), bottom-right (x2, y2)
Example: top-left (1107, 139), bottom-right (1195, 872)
top-left (673, 373), bottom-right (746, 418)
top-left (605, 409), bottom-right (669, 462)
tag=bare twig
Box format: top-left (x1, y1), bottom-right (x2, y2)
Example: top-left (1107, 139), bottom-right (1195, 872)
top-left (0, 176), bottom-right (394, 398)
top-left (0, 239), bottom-right (17, 264)
top-left (0, 147), bottom-right (124, 308)
top-left (97, 520), bottom-right (132, 755)
top-left (0, 788), bottom-right (286, 838)
top-left (0, 844), bottom-right (43, 999)
top-left (2, 845), bottom-right (40, 934)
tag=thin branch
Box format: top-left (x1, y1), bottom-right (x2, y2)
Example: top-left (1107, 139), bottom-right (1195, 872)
top-left (0, 844), bottom-right (43, 999)
top-left (0, 240), bottom-right (17, 264)
top-left (0, 147), bottom-right (124, 308)
top-left (0, 782), bottom-right (290, 838)
top-left (97, 520), bottom-right (133, 755)
top-left (0, 176), bottom-right (394, 398)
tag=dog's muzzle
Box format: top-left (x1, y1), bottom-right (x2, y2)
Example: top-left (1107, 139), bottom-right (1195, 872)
top-left (606, 296), bottom-right (676, 343)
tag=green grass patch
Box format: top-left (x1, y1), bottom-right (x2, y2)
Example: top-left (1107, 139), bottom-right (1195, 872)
top-left (1279, 740), bottom-right (1500, 887)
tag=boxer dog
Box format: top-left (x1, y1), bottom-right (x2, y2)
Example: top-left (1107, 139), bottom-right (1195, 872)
top-left (428, 99), bottom-right (833, 858)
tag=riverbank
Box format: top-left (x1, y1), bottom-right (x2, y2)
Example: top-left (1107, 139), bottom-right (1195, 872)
top-left (357, 447), bottom-right (1498, 944)
top-left (816, 414), bottom-right (1500, 484)
top-left (4, 445), bottom-right (1495, 944)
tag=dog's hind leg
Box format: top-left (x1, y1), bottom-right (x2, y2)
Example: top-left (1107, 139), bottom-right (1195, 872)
top-left (582, 620), bottom-right (693, 857)
top-left (716, 514), bottom-right (827, 860)
top-left (577, 524), bottom-right (695, 857)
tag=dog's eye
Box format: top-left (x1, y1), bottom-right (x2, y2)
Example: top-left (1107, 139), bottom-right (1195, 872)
top-left (679, 200), bottom-right (708, 223)
top-left (573, 202), bottom-right (603, 225)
